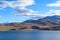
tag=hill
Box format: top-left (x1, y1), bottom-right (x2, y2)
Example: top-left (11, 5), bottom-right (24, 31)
top-left (0, 15), bottom-right (60, 30)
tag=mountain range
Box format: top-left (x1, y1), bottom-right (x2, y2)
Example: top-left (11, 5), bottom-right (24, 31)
top-left (0, 15), bottom-right (60, 30)
top-left (24, 15), bottom-right (60, 25)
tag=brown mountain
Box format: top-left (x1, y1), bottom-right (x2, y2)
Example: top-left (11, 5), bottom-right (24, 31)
top-left (23, 15), bottom-right (60, 30)
top-left (0, 15), bottom-right (60, 31)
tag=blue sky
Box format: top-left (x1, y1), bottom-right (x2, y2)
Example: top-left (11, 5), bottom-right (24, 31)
top-left (0, 0), bottom-right (60, 23)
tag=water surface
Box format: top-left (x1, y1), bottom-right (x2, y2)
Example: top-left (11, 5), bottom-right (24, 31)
top-left (0, 30), bottom-right (60, 40)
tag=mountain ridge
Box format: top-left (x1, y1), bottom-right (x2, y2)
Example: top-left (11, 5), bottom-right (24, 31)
top-left (0, 15), bottom-right (60, 30)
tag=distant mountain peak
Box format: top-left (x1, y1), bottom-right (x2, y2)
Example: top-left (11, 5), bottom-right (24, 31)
top-left (42, 15), bottom-right (60, 20)
top-left (23, 15), bottom-right (60, 26)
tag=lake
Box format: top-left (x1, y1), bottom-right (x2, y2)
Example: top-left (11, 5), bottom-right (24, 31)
top-left (0, 30), bottom-right (60, 40)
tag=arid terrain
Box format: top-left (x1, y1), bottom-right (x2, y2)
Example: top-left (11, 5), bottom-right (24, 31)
top-left (0, 15), bottom-right (60, 31)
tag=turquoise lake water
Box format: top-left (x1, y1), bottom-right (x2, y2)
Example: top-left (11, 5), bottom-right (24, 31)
top-left (0, 30), bottom-right (60, 40)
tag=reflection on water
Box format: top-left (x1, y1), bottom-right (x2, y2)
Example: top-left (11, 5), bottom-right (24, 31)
top-left (0, 30), bottom-right (60, 40)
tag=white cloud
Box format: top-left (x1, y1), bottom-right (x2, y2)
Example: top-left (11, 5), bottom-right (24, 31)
top-left (42, 9), bottom-right (60, 16)
top-left (14, 8), bottom-right (60, 17)
top-left (12, 0), bottom-right (35, 8)
top-left (15, 13), bottom-right (42, 17)
top-left (0, 1), bottom-right (7, 9)
top-left (15, 8), bottom-right (34, 13)
top-left (0, 0), bottom-right (35, 9)
top-left (15, 8), bottom-right (43, 17)
top-left (50, 10), bottom-right (60, 15)
top-left (46, 0), bottom-right (60, 7)
top-left (28, 9), bottom-right (60, 17)
top-left (0, 0), bottom-right (38, 17)
top-left (16, 13), bottom-right (45, 18)
top-left (0, 0), bottom-right (42, 17)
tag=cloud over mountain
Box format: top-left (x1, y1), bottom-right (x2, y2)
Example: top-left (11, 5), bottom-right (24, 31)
top-left (46, 0), bottom-right (60, 7)
top-left (1, 0), bottom-right (60, 17)
top-left (46, 10), bottom-right (60, 16)
top-left (0, 0), bottom-right (41, 17)
top-left (15, 8), bottom-right (42, 17)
